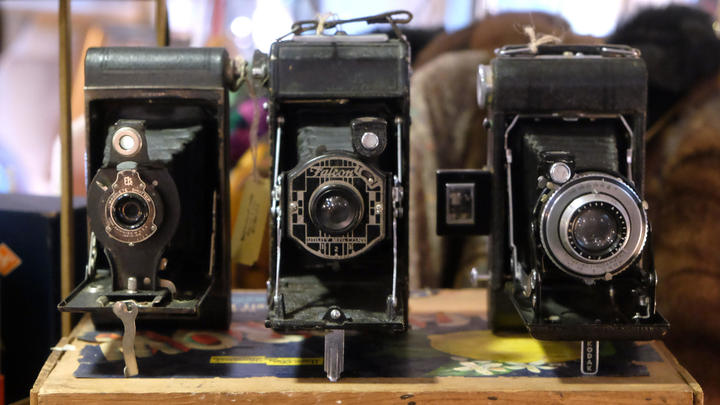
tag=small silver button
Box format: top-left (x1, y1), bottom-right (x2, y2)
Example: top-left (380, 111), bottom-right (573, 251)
top-left (360, 132), bottom-right (380, 150)
top-left (549, 162), bottom-right (572, 184)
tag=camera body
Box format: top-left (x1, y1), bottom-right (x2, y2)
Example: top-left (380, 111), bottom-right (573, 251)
top-left (265, 34), bottom-right (410, 333)
top-left (440, 45), bottom-right (668, 341)
top-left (59, 47), bottom-right (232, 328)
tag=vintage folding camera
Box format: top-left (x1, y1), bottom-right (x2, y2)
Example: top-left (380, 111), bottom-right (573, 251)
top-left (264, 12), bottom-right (411, 381)
top-left (59, 48), bottom-right (233, 344)
top-left (438, 44), bottom-right (669, 373)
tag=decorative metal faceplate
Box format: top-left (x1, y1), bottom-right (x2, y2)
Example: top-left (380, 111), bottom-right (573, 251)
top-left (287, 155), bottom-right (386, 259)
top-left (102, 170), bottom-right (159, 245)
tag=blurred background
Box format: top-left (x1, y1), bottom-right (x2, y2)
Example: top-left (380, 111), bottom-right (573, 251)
top-left (0, 0), bottom-right (717, 197)
top-left (2, 1), bottom-right (720, 404)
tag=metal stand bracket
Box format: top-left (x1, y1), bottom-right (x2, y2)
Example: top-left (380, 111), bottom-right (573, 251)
top-left (324, 329), bottom-right (345, 382)
top-left (112, 300), bottom-right (139, 377)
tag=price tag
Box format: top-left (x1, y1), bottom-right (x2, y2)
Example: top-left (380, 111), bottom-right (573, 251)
top-left (231, 176), bottom-right (270, 266)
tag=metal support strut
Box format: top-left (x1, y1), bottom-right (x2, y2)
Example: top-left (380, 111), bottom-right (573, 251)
top-left (324, 329), bottom-right (345, 382)
top-left (271, 119), bottom-right (285, 317)
top-left (112, 300), bottom-right (139, 377)
top-left (387, 117), bottom-right (404, 319)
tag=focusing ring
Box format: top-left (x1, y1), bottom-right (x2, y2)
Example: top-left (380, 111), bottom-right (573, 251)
top-left (539, 172), bottom-right (647, 279)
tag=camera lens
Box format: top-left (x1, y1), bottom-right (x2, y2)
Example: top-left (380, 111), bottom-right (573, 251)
top-left (572, 205), bottom-right (617, 252)
top-left (568, 201), bottom-right (626, 259)
top-left (540, 173), bottom-right (646, 278)
top-left (319, 195), bottom-right (353, 230)
top-left (113, 193), bottom-right (149, 230)
top-left (310, 184), bottom-right (363, 235)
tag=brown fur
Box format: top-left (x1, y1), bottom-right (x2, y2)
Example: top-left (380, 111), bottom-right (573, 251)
top-left (409, 50), bottom-right (490, 288)
top-left (646, 75), bottom-right (720, 404)
top-left (414, 12), bottom-right (600, 69)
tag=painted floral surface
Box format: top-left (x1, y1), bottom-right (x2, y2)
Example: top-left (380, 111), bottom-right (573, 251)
top-left (75, 291), bottom-right (660, 378)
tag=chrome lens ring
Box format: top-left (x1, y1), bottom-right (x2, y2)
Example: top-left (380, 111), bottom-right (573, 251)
top-left (539, 172), bottom-right (647, 279)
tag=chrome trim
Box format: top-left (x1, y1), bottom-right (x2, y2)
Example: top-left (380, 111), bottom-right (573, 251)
top-left (539, 172), bottom-right (648, 279)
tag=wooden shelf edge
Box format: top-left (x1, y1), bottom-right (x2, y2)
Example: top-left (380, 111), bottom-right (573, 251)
top-left (653, 341), bottom-right (704, 405)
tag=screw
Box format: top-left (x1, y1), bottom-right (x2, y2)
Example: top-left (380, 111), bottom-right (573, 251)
top-left (289, 202), bottom-right (298, 212)
top-left (127, 277), bottom-right (137, 292)
top-left (330, 309), bottom-right (342, 320)
top-left (469, 267), bottom-right (480, 287)
top-left (119, 135), bottom-right (135, 151)
top-left (375, 203), bottom-right (383, 215)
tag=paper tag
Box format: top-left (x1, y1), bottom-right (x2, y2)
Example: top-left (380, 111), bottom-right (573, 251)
top-left (0, 242), bottom-right (22, 276)
top-left (231, 176), bottom-right (270, 266)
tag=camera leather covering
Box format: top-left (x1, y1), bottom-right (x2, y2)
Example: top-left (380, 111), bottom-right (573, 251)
top-left (485, 45), bottom-right (668, 341)
top-left (266, 37), bottom-right (410, 333)
top-left (59, 48), bottom-right (232, 328)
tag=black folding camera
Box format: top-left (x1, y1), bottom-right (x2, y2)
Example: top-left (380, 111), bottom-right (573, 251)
top-left (264, 12), bottom-right (411, 380)
top-left (59, 48), bottom-right (232, 336)
top-left (438, 45), bottom-right (668, 374)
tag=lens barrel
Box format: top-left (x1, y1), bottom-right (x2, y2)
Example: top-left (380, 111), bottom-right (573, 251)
top-left (113, 193), bottom-right (149, 230)
top-left (539, 172), bottom-right (647, 279)
top-left (310, 183), bottom-right (364, 235)
top-left (568, 201), bottom-right (626, 260)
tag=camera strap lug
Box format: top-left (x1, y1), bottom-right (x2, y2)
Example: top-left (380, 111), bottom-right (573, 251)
top-left (112, 300), bottom-right (139, 377)
top-left (580, 340), bottom-right (600, 375)
top-left (324, 329), bottom-right (345, 382)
